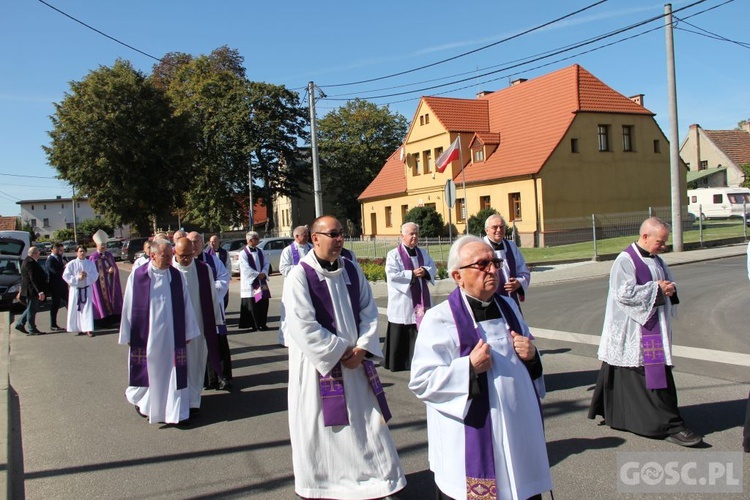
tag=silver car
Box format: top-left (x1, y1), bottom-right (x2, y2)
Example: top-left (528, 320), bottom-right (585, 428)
top-left (227, 237), bottom-right (293, 276)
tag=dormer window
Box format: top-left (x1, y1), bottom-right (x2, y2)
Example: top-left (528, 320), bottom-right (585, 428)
top-left (474, 149), bottom-right (485, 162)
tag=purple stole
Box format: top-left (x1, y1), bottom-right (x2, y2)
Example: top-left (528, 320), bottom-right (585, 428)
top-left (90, 251), bottom-right (123, 318)
top-left (493, 239), bottom-right (523, 307)
top-left (396, 244), bottom-right (431, 329)
top-left (290, 243), bottom-right (312, 265)
top-left (623, 244), bottom-right (668, 390)
top-left (340, 247), bottom-right (354, 261)
top-left (129, 265), bottom-right (188, 389)
top-left (200, 252), bottom-right (227, 334)
top-left (194, 260), bottom-right (223, 377)
top-left (300, 259), bottom-right (392, 427)
top-left (244, 247), bottom-right (271, 302)
top-left (207, 246), bottom-right (228, 267)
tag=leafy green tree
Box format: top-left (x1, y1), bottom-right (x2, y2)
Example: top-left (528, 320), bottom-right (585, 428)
top-left (318, 99), bottom-right (408, 226)
top-left (76, 218), bottom-right (115, 244)
top-left (403, 206), bottom-right (444, 237)
top-left (21, 221), bottom-right (36, 242)
top-left (44, 59), bottom-right (194, 235)
top-left (467, 207), bottom-right (499, 236)
top-left (53, 228), bottom-right (75, 242)
top-left (742, 164), bottom-right (750, 189)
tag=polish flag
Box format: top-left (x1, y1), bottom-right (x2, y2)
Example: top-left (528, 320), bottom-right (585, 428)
top-left (436, 138), bottom-right (460, 173)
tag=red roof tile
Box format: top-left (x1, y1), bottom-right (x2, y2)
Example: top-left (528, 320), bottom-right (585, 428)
top-left (0, 216), bottom-right (17, 230)
top-left (472, 132), bottom-right (500, 146)
top-left (702, 129), bottom-right (750, 167)
top-left (422, 97), bottom-right (489, 133)
top-left (358, 148), bottom-right (407, 201)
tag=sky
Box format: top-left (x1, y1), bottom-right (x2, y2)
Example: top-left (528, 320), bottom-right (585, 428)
top-left (1, 0), bottom-right (748, 217)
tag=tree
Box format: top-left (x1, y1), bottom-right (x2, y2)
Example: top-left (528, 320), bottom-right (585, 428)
top-left (737, 119), bottom-right (748, 131)
top-left (76, 218), bottom-right (115, 244)
top-left (21, 221), bottom-right (36, 242)
top-left (152, 47), bottom-right (309, 231)
top-left (467, 207), bottom-right (499, 236)
top-left (53, 228), bottom-right (75, 242)
top-left (742, 164), bottom-right (750, 189)
top-left (403, 206), bottom-right (444, 237)
top-left (44, 59), bottom-right (194, 235)
top-left (318, 99), bottom-right (407, 226)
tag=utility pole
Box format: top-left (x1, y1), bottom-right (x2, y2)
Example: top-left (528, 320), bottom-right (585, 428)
top-left (308, 81), bottom-right (324, 217)
top-left (248, 165), bottom-right (254, 231)
top-left (71, 186), bottom-right (78, 244)
top-left (665, 3), bottom-right (683, 251)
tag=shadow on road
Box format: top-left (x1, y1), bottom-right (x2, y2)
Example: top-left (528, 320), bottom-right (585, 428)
top-left (547, 436), bottom-right (626, 467)
top-left (544, 369), bottom-right (599, 392)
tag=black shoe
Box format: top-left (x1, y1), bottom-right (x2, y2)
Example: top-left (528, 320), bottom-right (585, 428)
top-left (50, 325), bottom-right (64, 332)
top-left (217, 379), bottom-right (232, 391)
top-left (665, 429), bottom-right (703, 447)
top-left (14, 324), bottom-right (27, 334)
top-left (27, 330), bottom-right (45, 336)
top-left (258, 325), bottom-right (269, 331)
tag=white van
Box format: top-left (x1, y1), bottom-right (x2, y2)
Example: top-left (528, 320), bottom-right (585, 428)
top-left (0, 230), bottom-right (31, 257)
top-left (687, 187), bottom-right (750, 220)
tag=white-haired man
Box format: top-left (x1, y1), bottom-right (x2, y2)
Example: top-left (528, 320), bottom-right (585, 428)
top-left (119, 239), bottom-right (200, 425)
top-left (239, 231), bottom-right (270, 331)
top-left (588, 217), bottom-right (703, 447)
top-left (483, 214), bottom-right (530, 308)
top-left (409, 236), bottom-right (551, 500)
top-left (279, 225), bottom-right (312, 277)
top-left (384, 222), bottom-right (435, 372)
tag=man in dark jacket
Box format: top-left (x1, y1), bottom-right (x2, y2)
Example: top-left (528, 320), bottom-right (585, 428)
top-left (45, 242), bottom-right (68, 331)
top-left (15, 246), bottom-right (48, 335)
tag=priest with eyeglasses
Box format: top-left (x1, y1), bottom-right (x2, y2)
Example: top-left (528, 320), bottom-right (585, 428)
top-left (483, 214), bottom-right (530, 309)
top-left (409, 235), bottom-right (552, 500)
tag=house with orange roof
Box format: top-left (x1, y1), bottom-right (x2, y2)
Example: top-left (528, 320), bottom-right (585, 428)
top-left (358, 64), bottom-right (686, 246)
top-left (680, 122), bottom-right (750, 188)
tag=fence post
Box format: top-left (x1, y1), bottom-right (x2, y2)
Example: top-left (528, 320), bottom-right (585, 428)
top-left (698, 204), bottom-right (704, 248)
top-left (439, 236), bottom-right (444, 262)
top-left (592, 213), bottom-right (598, 261)
top-left (648, 206), bottom-right (653, 218)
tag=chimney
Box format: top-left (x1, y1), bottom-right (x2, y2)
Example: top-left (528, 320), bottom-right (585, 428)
top-left (510, 78), bottom-right (527, 86)
top-left (476, 90), bottom-right (494, 98)
top-left (56, 195), bottom-right (61, 199)
top-left (629, 94), bottom-right (645, 107)
top-left (742, 120), bottom-right (750, 133)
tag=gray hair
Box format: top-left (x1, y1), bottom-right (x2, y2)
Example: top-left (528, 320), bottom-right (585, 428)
top-left (246, 231), bottom-right (259, 241)
top-left (484, 213), bottom-right (505, 229)
top-left (28, 246), bottom-right (39, 256)
top-left (151, 238), bottom-right (172, 255)
top-left (187, 231), bottom-right (203, 244)
top-left (447, 235), bottom-right (490, 272)
top-left (293, 226), bottom-right (308, 237)
top-left (401, 222), bottom-right (419, 235)
top-left (640, 216), bottom-right (670, 235)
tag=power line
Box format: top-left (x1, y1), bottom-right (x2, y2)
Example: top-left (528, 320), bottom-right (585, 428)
top-left (320, 0), bottom-right (609, 88)
top-left (0, 172), bottom-right (59, 179)
top-left (36, 0), bottom-right (161, 61)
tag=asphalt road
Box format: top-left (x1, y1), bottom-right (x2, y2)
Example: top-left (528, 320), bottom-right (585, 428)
top-left (7, 260), bottom-right (750, 499)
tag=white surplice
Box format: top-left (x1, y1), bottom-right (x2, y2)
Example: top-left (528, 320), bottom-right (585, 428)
top-left (173, 258), bottom-right (223, 409)
top-left (409, 293), bottom-right (552, 500)
top-left (385, 245), bottom-right (436, 324)
top-left (279, 242), bottom-right (312, 277)
top-left (62, 257), bottom-right (98, 333)
top-left (483, 236), bottom-right (531, 295)
top-left (239, 245), bottom-right (269, 298)
top-left (119, 264), bottom-right (200, 424)
top-left (282, 251), bottom-right (406, 499)
top-left (597, 244), bottom-right (676, 367)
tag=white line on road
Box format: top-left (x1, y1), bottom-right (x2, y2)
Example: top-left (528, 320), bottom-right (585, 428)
top-left (377, 307), bottom-right (750, 367)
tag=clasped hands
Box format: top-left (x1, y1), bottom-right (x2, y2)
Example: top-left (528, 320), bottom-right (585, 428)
top-left (470, 332), bottom-right (537, 374)
top-left (341, 346), bottom-right (366, 369)
top-left (658, 280), bottom-right (676, 297)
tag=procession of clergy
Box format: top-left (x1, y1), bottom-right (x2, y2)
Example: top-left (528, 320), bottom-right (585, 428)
top-left (68, 211), bottom-right (714, 499)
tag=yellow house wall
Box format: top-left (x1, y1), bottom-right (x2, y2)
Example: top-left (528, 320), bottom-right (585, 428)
top-left (539, 113), bottom-right (687, 226)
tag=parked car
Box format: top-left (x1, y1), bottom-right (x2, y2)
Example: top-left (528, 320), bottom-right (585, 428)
top-left (38, 241), bottom-right (53, 255)
top-left (0, 236), bottom-right (26, 311)
top-left (107, 238), bottom-right (123, 261)
top-left (62, 240), bottom-right (78, 252)
top-left (122, 237), bottom-right (150, 263)
top-left (227, 237), bottom-right (293, 276)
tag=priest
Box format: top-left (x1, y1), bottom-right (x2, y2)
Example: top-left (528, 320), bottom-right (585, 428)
top-left (90, 229), bottom-right (123, 327)
top-left (588, 217), bottom-right (703, 447)
top-left (279, 225), bottom-right (312, 277)
top-left (282, 215), bottom-right (406, 499)
top-left (238, 231), bottom-right (270, 331)
top-left (62, 245), bottom-right (98, 337)
top-left (384, 221), bottom-right (435, 372)
top-left (483, 214), bottom-right (530, 308)
top-left (119, 239), bottom-right (200, 426)
top-left (409, 236), bottom-right (552, 500)
top-left (173, 237), bottom-right (227, 414)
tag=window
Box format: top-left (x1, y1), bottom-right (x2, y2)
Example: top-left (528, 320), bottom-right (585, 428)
top-left (31, 205), bottom-right (34, 210)
top-left (401, 205), bottom-right (408, 221)
top-left (61, 204), bottom-right (65, 209)
top-left (385, 206), bottom-right (392, 227)
top-left (474, 149), bottom-right (484, 162)
top-left (425, 203), bottom-right (436, 211)
top-left (598, 125), bottom-right (610, 152)
top-left (424, 113), bottom-right (429, 124)
top-left (713, 194), bottom-right (722, 203)
top-left (43, 218), bottom-right (49, 227)
top-left (690, 195), bottom-right (697, 203)
top-left (66, 223), bottom-right (73, 229)
top-left (434, 146), bottom-right (443, 160)
top-left (456, 198), bottom-right (466, 223)
top-left (480, 195), bottom-right (491, 210)
top-left (423, 150), bottom-right (432, 174)
top-left (30, 219), bottom-right (37, 228)
top-left (622, 125), bottom-right (634, 152)
top-left (411, 154), bottom-right (421, 176)
top-left (700, 160), bottom-right (708, 170)
top-left (653, 139), bottom-right (661, 153)
top-left (43, 204), bottom-right (47, 210)
top-left (509, 193), bottom-right (522, 221)
top-left (571, 138), bottom-right (579, 153)
top-left (419, 115), bottom-right (424, 126)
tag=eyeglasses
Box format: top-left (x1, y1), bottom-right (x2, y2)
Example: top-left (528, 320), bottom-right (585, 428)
top-left (488, 225), bottom-right (506, 231)
top-left (459, 257), bottom-right (502, 272)
top-left (175, 253), bottom-right (193, 259)
top-left (315, 231), bottom-right (346, 239)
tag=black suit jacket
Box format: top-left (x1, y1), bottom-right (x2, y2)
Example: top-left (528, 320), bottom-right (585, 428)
top-left (45, 253), bottom-right (68, 295)
top-left (21, 256), bottom-right (48, 298)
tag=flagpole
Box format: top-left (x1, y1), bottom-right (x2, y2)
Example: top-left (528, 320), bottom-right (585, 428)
top-left (458, 135), bottom-right (468, 234)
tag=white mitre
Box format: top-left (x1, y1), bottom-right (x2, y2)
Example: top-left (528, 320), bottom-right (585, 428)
top-left (93, 229), bottom-right (108, 246)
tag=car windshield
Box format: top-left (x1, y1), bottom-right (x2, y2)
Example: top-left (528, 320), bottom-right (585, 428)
top-left (0, 258), bottom-right (21, 275)
top-left (0, 239), bottom-right (24, 256)
top-left (107, 241), bottom-right (120, 249)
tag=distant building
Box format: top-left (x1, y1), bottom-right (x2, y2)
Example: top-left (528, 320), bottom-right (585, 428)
top-left (680, 123), bottom-right (750, 188)
top-left (16, 195), bottom-right (122, 239)
top-left (0, 216), bottom-right (18, 231)
top-left (358, 64), bottom-right (686, 247)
